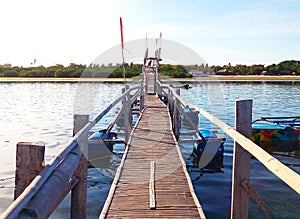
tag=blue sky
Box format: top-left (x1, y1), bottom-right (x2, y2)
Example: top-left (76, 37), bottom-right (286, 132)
top-left (0, 0), bottom-right (299, 67)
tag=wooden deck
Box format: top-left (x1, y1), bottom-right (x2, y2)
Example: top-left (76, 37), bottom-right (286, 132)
top-left (100, 95), bottom-right (205, 218)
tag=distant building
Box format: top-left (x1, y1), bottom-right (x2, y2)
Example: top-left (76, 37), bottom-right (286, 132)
top-left (216, 69), bottom-right (235, 75)
top-left (188, 69), bottom-right (206, 77)
top-left (261, 70), bottom-right (268, 75)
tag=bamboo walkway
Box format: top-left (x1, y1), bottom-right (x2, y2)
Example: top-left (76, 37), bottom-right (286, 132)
top-left (101, 94), bottom-right (205, 218)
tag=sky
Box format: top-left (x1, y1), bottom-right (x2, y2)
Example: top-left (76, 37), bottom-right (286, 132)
top-left (0, 0), bottom-right (299, 67)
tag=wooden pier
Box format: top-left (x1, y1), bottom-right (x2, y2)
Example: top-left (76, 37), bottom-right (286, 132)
top-left (2, 36), bottom-right (300, 219)
top-left (100, 94), bottom-right (204, 218)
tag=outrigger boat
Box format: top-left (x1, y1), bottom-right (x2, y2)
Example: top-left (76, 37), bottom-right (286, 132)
top-left (252, 117), bottom-right (300, 152)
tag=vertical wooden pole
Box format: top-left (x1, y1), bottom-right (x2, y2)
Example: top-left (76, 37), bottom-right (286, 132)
top-left (154, 69), bottom-right (157, 93)
top-left (173, 88), bottom-right (180, 140)
top-left (122, 88), bottom-right (131, 143)
top-left (156, 80), bottom-right (160, 96)
top-left (158, 78), bottom-right (162, 96)
top-left (231, 100), bottom-right (252, 219)
top-left (71, 114), bottom-right (89, 219)
top-left (168, 85), bottom-right (173, 115)
top-left (127, 90), bottom-right (133, 129)
top-left (145, 73), bottom-right (149, 94)
top-left (140, 86), bottom-right (144, 112)
top-left (124, 95), bottom-right (131, 144)
top-left (14, 142), bottom-right (45, 200)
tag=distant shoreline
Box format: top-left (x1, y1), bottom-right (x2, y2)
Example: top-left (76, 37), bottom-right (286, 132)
top-left (0, 75), bottom-right (300, 82)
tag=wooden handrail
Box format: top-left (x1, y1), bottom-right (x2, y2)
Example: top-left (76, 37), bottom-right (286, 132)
top-left (1, 86), bottom-right (142, 219)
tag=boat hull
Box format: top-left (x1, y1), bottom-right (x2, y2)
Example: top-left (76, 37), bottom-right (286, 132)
top-left (252, 128), bottom-right (300, 143)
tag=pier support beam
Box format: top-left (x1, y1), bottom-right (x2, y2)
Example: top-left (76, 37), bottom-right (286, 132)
top-left (173, 88), bottom-right (180, 140)
top-left (71, 114), bottom-right (89, 219)
top-left (231, 100), bottom-right (252, 219)
top-left (14, 142), bottom-right (45, 200)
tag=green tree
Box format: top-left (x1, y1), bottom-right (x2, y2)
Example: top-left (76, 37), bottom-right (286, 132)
top-left (249, 64), bottom-right (264, 75)
top-left (2, 69), bottom-right (18, 77)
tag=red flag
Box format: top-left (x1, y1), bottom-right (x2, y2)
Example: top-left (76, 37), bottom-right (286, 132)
top-left (120, 17), bottom-right (124, 49)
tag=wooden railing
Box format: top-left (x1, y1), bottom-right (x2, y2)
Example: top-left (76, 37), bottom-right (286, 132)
top-left (156, 78), bottom-right (300, 219)
top-left (1, 85), bottom-right (142, 219)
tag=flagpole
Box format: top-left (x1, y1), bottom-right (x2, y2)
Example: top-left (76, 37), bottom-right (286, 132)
top-left (120, 17), bottom-right (127, 88)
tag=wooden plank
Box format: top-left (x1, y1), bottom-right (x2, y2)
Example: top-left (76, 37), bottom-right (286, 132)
top-left (149, 161), bottom-right (156, 209)
top-left (241, 179), bottom-right (275, 219)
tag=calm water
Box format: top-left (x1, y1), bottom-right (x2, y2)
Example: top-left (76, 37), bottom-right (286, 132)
top-left (0, 81), bottom-right (299, 218)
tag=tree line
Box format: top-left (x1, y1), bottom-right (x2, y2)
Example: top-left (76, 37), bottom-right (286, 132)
top-left (0, 60), bottom-right (299, 78)
top-left (0, 63), bottom-right (190, 78)
top-left (210, 60), bottom-right (300, 75)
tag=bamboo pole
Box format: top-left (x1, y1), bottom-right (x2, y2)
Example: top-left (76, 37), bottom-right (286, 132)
top-left (71, 114), bottom-right (89, 219)
top-left (14, 142), bottom-right (45, 200)
top-left (231, 100), bottom-right (252, 219)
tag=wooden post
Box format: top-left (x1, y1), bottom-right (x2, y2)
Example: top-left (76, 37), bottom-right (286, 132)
top-left (145, 72), bottom-right (149, 94)
top-left (124, 95), bottom-right (131, 144)
top-left (231, 100), bottom-right (252, 219)
top-left (122, 88), bottom-right (131, 143)
top-left (168, 85), bottom-right (173, 115)
top-left (154, 69), bottom-right (157, 93)
top-left (156, 80), bottom-right (160, 97)
top-left (14, 142), bottom-right (45, 200)
top-left (140, 86), bottom-right (144, 112)
top-left (158, 78), bottom-right (162, 96)
top-left (71, 114), bottom-right (89, 219)
top-left (173, 88), bottom-right (180, 140)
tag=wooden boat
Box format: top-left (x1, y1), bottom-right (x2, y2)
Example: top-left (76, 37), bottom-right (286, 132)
top-left (252, 117), bottom-right (300, 152)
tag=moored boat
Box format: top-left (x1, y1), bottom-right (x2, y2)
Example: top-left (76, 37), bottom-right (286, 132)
top-left (191, 129), bottom-right (225, 171)
top-left (252, 117), bottom-right (300, 152)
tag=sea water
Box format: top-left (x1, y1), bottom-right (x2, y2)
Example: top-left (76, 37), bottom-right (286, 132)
top-left (0, 81), bottom-right (299, 218)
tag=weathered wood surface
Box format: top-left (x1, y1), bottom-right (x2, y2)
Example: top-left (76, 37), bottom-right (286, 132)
top-left (14, 142), bottom-right (45, 200)
top-left (71, 114), bottom-right (89, 219)
top-left (231, 100), bottom-right (252, 219)
top-left (101, 95), bottom-right (205, 218)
